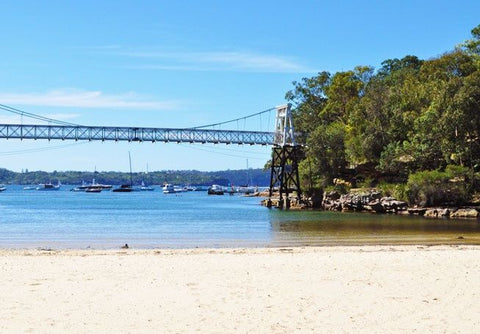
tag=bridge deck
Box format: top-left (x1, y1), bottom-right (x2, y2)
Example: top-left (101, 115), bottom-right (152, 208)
top-left (0, 124), bottom-right (275, 146)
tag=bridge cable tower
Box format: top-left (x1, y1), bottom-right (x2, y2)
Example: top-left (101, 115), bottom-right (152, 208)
top-left (267, 104), bottom-right (302, 209)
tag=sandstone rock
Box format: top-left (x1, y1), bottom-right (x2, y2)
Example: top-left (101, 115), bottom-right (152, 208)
top-left (380, 197), bottom-right (408, 212)
top-left (450, 208), bottom-right (479, 218)
top-left (425, 209), bottom-right (440, 217)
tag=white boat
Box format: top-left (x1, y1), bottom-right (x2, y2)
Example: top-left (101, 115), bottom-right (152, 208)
top-left (36, 182), bottom-right (61, 191)
top-left (207, 184), bottom-right (224, 195)
top-left (162, 184), bottom-right (175, 194)
top-left (76, 178), bottom-right (112, 191)
top-left (0, 184), bottom-right (6, 192)
top-left (85, 186), bottom-right (102, 193)
top-left (236, 185), bottom-right (256, 195)
top-left (140, 181), bottom-right (154, 191)
top-left (174, 186), bottom-right (187, 193)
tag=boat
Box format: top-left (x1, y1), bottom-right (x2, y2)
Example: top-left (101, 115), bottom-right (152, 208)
top-left (72, 178), bottom-right (112, 192)
top-left (23, 186), bottom-right (36, 190)
top-left (207, 184), bottom-right (224, 195)
top-left (0, 184), bottom-right (6, 192)
top-left (85, 186), bottom-right (102, 193)
top-left (76, 178), bottom-right (112, 191)
top-left (140, 181), bottom-right (154, 191)
top-left (140, 164), bottom-right (155, 191)
top-left (112, 152), bottom-right (136, 192)
top-left (162, 183), bottom-right (175, 194)
top-left (162, 183), bottom-right (186, 193)
top-left (36, 182), bottom-right (61, 191)
top-left (236, 185), bottom-right (256, 195)
top-left (174, 185), bottom-right (187, 193)
top-left (112, 184), bottom-right (134, 192)
top-left (225, 185), bottom-right (236, 195)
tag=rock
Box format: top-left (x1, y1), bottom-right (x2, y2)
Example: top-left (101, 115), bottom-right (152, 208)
top-left (322, 189), bottom-right (408, 213)
top-left (323, 199), bottom-right (342, 211)
top-left (408, 208), bottom-right (427, 216)
top-left (323, 191), bottom-right (340, 201)
top-left (365, 200), bottom-right (386, 213)
top-left (450, 208), bottom-right (479, 218)
top-left (441, 208), bottom-right (451, 217)
top-left (419, 208), bottom-right (452, 218)
top-left (380, 197), bottom-right (408, 212)
top-left (425, 209), bottom-right (440, 218)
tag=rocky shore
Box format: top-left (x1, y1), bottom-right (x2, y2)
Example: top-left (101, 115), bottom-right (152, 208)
top-left (260, 189), bottom-right (480, 219)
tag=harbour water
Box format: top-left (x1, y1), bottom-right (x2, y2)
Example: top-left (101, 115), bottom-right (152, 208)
top-left (1, 185), bottom-right (480, 249)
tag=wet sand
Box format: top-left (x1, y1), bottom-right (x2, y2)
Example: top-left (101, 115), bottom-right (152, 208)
top-left (1, 245), bottom-right (479, 333)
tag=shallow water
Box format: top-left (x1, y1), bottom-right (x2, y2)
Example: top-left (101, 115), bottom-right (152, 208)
top-left (1, 185), bottom-right (479, 249)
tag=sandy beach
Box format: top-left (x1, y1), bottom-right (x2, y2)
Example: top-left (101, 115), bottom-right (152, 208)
top-left (1, 245), bottom-right (479, 333)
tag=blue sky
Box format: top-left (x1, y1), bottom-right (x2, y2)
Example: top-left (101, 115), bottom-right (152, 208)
top-left (0, 0), bottom-right (479, 173)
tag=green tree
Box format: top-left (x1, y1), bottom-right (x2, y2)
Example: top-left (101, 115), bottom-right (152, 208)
top-left (286, 25), bottom-right (480, 196)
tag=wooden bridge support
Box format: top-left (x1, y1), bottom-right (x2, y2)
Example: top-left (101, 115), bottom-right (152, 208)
top-left (267, 145), bottom-right (302, 209)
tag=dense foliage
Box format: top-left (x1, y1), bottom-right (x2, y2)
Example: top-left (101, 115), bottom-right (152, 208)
top-left (287, 25), bottom-right (480, 204)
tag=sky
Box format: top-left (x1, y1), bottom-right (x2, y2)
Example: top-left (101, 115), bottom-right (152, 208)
top-left (0, 0), bottom-right (479, 173)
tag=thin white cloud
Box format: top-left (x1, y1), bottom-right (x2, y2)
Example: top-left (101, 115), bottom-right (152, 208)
top-left (0, 89), bottom-right (179, 110)
top-left (118, 50), bottom-right (314, 73)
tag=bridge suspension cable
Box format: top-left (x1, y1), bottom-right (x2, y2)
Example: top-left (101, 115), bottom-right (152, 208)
top-left (0, 104), bottom-right (81, 126)
top-left (0, 103), bottom-right (275, 132)
top-left (190, 107), bottom-right (276, 130)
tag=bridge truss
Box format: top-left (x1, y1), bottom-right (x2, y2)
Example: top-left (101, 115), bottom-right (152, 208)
top-left (0, 124), bottom-right (275, 146)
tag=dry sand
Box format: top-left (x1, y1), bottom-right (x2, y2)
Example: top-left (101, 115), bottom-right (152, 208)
top-left (1, 245), bottom-right (480, 333)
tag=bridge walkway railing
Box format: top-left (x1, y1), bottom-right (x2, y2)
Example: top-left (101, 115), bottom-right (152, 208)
top-left (0, 124), bottom-right (275, 146)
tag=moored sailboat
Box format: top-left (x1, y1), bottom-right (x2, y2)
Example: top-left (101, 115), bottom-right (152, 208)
top-left (112, 152), bottom-right (135, 192)
top-left (140, 181), bottom-right (154, 191)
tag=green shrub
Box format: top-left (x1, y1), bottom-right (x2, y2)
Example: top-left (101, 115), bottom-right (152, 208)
top-left (406, 167), bottom-right (471, 206)
top-left (377, 182), bottom-right (408, 202)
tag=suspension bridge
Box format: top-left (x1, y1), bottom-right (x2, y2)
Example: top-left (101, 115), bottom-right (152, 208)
top-left (0, 103), bottom-right (303, 208)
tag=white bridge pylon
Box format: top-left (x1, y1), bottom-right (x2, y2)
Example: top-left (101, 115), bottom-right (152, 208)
top-left (274, 103), bottom-right (296, 147)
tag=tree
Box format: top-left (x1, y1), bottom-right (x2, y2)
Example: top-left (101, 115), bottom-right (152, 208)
top-left (285, 25), bottom-right (480, 194)
top-left (462, 24), bottom-right (480, 56)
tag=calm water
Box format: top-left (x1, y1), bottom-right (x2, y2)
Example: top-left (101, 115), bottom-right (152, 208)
top-left (1, 185), bottom-right (480, 249)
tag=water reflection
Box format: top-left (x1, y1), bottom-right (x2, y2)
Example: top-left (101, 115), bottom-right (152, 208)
top-left (268, 210), bottom-right (480, 246)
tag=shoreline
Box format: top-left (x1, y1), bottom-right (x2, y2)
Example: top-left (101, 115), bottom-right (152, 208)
top-left (3, 226), bottom-right (480, 252)
top-left (2, 245), bottom-right (480, 332)
top-left (0, 243), bottom-right (479, 255)
top-left (3, 236), bottom-right (480, 252)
